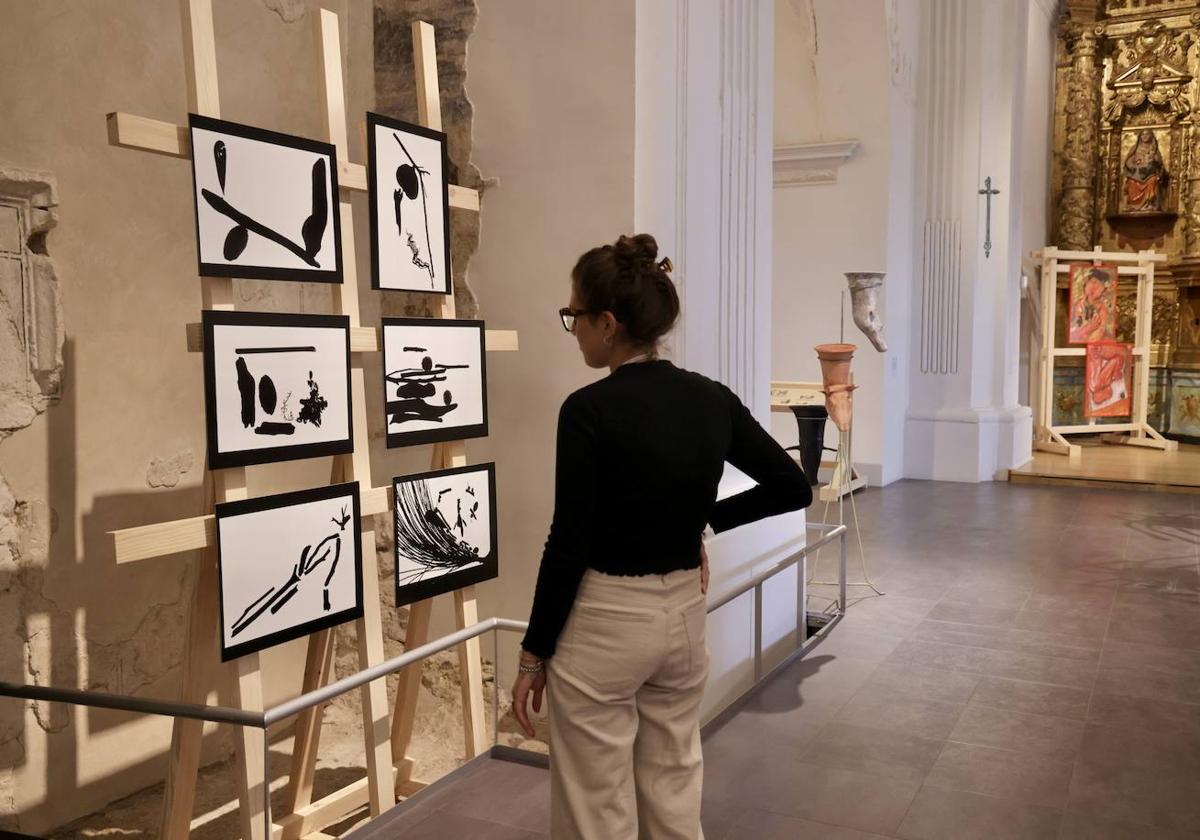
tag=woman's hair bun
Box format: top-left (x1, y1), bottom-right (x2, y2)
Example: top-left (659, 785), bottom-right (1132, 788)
top-left (612, 233), bottom-right (659, 272)
top-left (571, 233), bottom-right (680, 348)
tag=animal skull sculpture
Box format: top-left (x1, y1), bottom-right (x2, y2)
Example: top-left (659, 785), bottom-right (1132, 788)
top-left (845, 272), bottom-right (887, 352)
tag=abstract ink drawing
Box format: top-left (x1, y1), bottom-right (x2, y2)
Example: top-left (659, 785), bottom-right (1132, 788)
top-left (230, 504), bottom-right (351, 638)
top-left (368, 113), bottom-right (451, 294)
top-left (189, 114), bottom-right (343, 283)
top-left (392, 134), bottom-right (435, 282)
top-left (217, 482), bottom-right (363, 662)
top-left (382, 318), bottom-right (488, 448)
top-left (203, 310), bottom-right (353, 469)
top-left (385, 349), bottom-right (469, 425)
top-left (393, 463), bottom-right (498, 606)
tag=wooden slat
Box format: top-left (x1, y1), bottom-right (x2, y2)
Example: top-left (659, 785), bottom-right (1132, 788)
top-left (181, 0), bottom-right (220, 116)
top-left (106, 112), bottom-right (191, 157)
top-left (229, 652), bottom-right (267, 840)
top-left (389, 597), bottom-right (432, 777)
top-left (1033, 246), bottom-right (1167, 262)
top-left (281, 628), bottom-right (335, 818)
top-left (105, 113), bottom-right (479, 211)
top-left (449, 184), bottom-right (480, 212)
top-left (1052, 347), bottom-right (1146, 357)
top-left (1100, 432), bottom-right (1176, 450)
top-left (1053, 264), bottom-right (1149, 276)
top-left (1053, 422), bottom-right (1138, 434)
top-left (112, 484), bottom-right (391, 564)
top-left (186, 324), bottom-right (516, 354)
top-left (159, 478), bottom-right (218, 840)
top-left (412, 21), bottom-right (443, 132)
top-left (454, 586), bottom-right (488, 758)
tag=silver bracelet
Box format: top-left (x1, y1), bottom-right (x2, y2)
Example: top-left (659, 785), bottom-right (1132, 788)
top-left (518, 658), bottom-right (545, 675)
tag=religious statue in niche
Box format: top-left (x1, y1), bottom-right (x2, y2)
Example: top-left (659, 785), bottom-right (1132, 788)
top-left (1122, 129), bottom-right (1168, 213)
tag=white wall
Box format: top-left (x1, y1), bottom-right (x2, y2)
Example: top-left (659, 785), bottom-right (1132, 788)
top-left (902, 0), bottom-right (1053, 481)
top-left (464, 0), bottom-right (637, 669)
top-left (770, 0), bottom-right (911, 485)
top-left (635, 0), bottom-right (788, 717)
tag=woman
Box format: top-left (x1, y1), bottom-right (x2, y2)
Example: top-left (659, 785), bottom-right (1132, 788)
top-left (512, 234), bottom-right (812, 840)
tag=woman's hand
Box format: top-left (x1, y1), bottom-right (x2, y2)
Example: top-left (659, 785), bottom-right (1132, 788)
top-left (700, 540), bottom-right (709, 595)
top-left (511, 654), bottom-right (547, 739)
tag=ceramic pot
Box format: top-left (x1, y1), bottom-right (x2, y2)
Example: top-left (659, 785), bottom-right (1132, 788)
top-left (814, 343), bottom-right (857, 432)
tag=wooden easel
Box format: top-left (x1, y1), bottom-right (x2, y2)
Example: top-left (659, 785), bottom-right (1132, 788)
top-left (106, 4), bottom-right (509, 837)
top-left (1031, 246), bottom-right (1176, 460)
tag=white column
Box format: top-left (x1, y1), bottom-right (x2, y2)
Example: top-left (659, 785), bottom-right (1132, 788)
top-left (636, 0), bottom-right (774, 423)
top-left (902, 0), bottom-right (1044, 481)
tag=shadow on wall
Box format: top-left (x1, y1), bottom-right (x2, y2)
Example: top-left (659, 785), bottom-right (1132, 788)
top-left (5, 339), bottom-right (227, 834)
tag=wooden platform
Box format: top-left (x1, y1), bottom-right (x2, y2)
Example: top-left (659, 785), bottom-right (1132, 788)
top-left (1010, 438), bottom-right (1200, 493)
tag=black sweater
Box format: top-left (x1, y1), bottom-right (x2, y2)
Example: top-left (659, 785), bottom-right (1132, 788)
top-left (521, 360), bottom-right (812, 659)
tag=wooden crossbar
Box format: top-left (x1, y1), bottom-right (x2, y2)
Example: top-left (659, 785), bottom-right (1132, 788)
top-left (1032, 246), bottom-right (1167, 262)
top-left (182, 323), bottom-right (518, 353)
top-left (105, 111), bottom-right (480, 212)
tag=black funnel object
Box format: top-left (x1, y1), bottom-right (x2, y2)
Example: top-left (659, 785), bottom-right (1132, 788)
top-left (789, 405), bottom-right (827, 486)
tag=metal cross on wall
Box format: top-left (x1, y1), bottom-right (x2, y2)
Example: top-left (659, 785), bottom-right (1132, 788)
top-left (978, 176), bottom-right (1000, 259)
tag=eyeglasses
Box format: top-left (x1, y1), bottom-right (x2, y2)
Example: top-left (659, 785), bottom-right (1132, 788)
top-left (558, 307), bottom-right (592, 333)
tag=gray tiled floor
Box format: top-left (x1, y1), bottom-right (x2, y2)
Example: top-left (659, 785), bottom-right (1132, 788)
top-left (356, 480), bottom-right (1200, 839)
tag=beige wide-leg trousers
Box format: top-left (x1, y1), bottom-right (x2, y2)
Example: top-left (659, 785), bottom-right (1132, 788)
top-left (547, 567), bottom-right (709, 840)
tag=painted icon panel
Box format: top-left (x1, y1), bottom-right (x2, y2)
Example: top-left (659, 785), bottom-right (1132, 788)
top-left (217, 482), bottom-right (363, 662)
top-left (368, 113), bottom-right (451, 294)
top-left (189, 114), bottom-right (342, 282)
top-left (1067, 263), bottom-right (1118, 344)
top-left (393, 463), bottom-right (498, 606)
top-left (1084, 341), bottom-right (1133, 418)
top-left (203, 310), bottom-right (353, 469)
top-left (381, 317), bottom-right (487, 448)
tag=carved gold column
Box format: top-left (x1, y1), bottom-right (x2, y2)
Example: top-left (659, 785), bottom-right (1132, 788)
top-left (1059, 26), bottom-right (1102, 249)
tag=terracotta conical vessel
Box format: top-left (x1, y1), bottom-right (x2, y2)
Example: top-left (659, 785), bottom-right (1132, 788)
top-left (814, 343), bottom-right (857, 432)
top-left (815, 343), bottom-right (856, 386)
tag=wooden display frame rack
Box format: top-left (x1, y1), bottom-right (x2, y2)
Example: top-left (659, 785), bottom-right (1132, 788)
top-left (1031, 246), bottom-right (1175, 460)
top-left (105, 2), bottom-right (514, 837)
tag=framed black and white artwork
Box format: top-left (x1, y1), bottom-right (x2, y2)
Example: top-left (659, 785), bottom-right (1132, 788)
top-left (189, 114), bottom-right (343, 283)
top-left (393, 463), bottom-right (498, 606)
top-left (367, 112), bottom-right (451, 294)
top-left (217, 482), bottom-right (363, 661)
top-left (382, 317), bottom-right (488, 448)
top-left (203, 310), bottom-right (353, 469)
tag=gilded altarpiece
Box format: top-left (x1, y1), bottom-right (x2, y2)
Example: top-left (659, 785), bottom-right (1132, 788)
top-left (1051, 0), bottom-right (1200, 439)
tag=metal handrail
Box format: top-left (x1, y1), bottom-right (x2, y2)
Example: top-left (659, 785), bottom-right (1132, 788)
top-left (0, 522), bottom-right (848, 729)
top-left (0, 520), bottom-right (848, 838)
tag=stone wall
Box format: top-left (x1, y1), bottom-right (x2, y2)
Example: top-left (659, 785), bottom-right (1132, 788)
top-left (0, 1), bottom-right (372, 832)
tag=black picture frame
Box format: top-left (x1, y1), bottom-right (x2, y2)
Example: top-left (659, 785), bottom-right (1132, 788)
top-left (367, 112), bottom-right (452, 295)
top-left (188, 113), bottom-right (344, 283)
top-left (393, 462), bottom-right (498, 606)
top-left (381, 317), bottom-right (489, 448)
top-left (216, 481), bottom-right (364, 662)
top-left (203, 309), bottom-right (354, 469)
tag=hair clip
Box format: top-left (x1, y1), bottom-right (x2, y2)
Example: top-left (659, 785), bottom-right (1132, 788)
top-left (658, 257), bottom-right (673, 274)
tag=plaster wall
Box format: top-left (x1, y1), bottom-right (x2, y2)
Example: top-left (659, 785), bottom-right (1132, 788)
top-left (0, 1), bottom-right (373, 832)
top-left (770, 0), bottom-right (899, 485)
top-left (460, 0), bottom-right (637, 680)
top-left (1018, 0), bottom-right (1058, 406)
